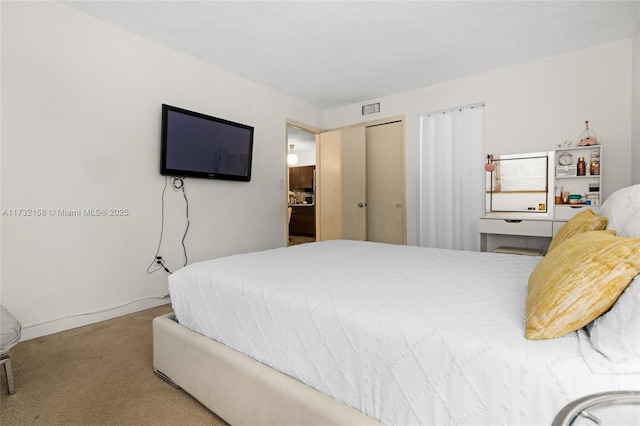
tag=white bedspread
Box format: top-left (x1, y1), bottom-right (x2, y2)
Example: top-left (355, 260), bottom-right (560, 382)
top-left (169, 240), bottom-right (640, 425)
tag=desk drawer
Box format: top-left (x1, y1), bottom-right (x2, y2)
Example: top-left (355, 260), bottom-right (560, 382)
top-left (479, 218), bottom-right (553, 237)
top-left (554, 205), bottom-right (595, 221)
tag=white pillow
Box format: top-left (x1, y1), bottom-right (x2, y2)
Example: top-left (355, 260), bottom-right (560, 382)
top-left (589, 275), bottom-right (640, 369)
top-left (598, 184), bottom-right (640, 238)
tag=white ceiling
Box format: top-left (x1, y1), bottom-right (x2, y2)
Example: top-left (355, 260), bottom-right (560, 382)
top-left (66, 1), bottom-right (640, 112)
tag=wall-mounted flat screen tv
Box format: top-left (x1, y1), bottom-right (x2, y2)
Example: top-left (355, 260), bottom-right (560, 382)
top-left (161, 104), bottom-right (254, 182)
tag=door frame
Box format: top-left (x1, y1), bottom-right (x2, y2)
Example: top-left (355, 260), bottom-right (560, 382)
top-left (285, 120), bottom-right (321, 245)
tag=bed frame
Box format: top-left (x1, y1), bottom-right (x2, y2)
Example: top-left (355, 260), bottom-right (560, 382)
top-left (152, 312), bottom-right (382, 425)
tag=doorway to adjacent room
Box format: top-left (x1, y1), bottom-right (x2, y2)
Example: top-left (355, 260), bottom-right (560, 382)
top-left (286, 123), bottom-right (318, 246)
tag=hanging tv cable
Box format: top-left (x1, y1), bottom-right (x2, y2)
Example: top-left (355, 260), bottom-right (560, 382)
top-left (147, 176), bottom-right (190, 274)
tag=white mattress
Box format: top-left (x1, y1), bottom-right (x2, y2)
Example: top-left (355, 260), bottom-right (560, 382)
top-left (169, 240), bottom-right (640, 425)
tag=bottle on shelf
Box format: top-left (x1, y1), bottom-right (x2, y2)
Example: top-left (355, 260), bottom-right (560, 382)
top-left (589, 150), bottom-right (600, 176)
top-left (577, 157), bottom-right (586, 176)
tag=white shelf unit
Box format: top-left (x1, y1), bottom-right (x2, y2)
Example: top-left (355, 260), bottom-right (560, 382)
top-left (554, 145), bottom-right (602, 222)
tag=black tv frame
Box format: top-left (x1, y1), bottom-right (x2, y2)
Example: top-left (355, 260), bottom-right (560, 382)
top-left (160, 104), bottom-right (254, 182)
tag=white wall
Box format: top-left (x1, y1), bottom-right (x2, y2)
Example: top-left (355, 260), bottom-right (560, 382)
top-left (326, 40), bottom-right (633, 245)
top-left (632, 21), bottom-right (640, 185)
top-left (290, 151), bottom-right (316, 167)
top-left (1, 1), bottom-right (324, 339)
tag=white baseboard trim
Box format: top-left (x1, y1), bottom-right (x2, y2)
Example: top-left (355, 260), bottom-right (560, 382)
top-left (21, 296), bottom-right (171, 341)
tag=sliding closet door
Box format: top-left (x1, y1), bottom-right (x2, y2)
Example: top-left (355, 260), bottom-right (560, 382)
top-left (316, 126), bottom-right (367, 241)
top-left (366, 121), bottom-right (406, 245)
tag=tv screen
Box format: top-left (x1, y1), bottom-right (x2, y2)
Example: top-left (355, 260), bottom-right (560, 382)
top-left (161, 104), bottom-right (254, 182)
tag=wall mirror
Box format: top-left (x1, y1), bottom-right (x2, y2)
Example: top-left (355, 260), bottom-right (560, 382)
top-left (486, 152), bottom-right (550, 214)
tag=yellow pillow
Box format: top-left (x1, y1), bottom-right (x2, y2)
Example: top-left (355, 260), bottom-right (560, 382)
top-left (526, 231), bottom-right (640, 340)
top-left (547, 209), bottom-right (607, 253)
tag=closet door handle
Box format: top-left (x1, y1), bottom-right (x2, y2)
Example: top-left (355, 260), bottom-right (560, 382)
top-left (358, 202), bottom-right (367, 208)
top-left (505, 219), bottom-right (522, 223)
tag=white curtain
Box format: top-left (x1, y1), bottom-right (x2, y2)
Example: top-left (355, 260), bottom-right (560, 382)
top-left (419, 104), bottom-right (485, 250)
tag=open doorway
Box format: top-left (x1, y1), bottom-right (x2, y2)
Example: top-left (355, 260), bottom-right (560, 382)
top-left (286, 123), bottom-right (318, 246)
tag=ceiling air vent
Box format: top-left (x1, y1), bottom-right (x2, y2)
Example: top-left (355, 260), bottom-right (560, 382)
top-left (361, 102), bottom-right (380, 116)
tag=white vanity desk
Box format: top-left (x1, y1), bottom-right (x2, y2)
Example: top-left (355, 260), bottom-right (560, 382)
top-left (480, 146), bottom-right (601, 255)
top-left (479, 216), bottom-right (552, 254)
top-left (479, 204), bottom-right (597, 254)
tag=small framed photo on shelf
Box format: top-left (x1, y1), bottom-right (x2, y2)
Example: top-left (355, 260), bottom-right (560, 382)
top-left (556, 165), bottom-right (577, 177)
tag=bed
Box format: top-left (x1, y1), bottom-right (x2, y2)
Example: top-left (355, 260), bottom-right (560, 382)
top-left (153, 185), bottom-right (640, 425)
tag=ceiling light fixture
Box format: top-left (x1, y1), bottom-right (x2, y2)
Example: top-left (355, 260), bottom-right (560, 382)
top-left (287, 144), bottom-right (298, 166)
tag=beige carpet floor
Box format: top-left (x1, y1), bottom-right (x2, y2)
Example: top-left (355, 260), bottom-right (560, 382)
top-left (0, 304), bottom-right (228, 425)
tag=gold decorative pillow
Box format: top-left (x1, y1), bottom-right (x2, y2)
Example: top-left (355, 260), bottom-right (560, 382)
top-left (526, 231), bottom-right (640, 340)
top-left (547, 209), bottom-right (607, 253)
